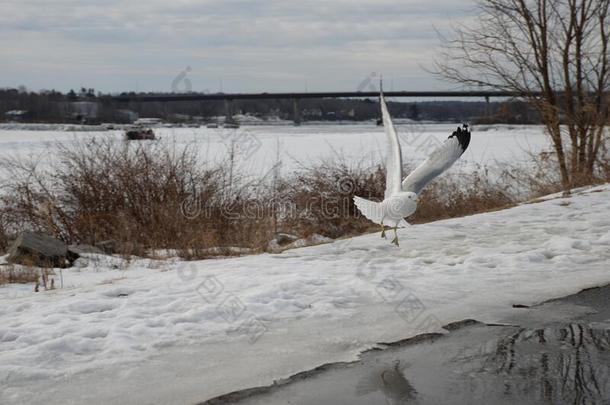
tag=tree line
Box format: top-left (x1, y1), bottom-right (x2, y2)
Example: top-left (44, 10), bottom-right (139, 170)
top-left (0, 87), bottom-right (540, 124)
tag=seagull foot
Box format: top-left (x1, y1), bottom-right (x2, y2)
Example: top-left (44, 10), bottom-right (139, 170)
top-left (381, 228), bottom-right (386, 238)
top-left (391, 237), bottom-right (399, 246)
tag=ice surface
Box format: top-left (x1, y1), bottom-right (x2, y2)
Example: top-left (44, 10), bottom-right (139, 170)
top-left (0, 123), bottom-right (552, 179)
top-left (1, 184), bottom-right (609, 404)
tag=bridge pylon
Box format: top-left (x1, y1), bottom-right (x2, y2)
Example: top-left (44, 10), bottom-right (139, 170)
top-left (224, 99), bottom-right (235, 124)
top-left (293, 98), bottom-right (301, 126)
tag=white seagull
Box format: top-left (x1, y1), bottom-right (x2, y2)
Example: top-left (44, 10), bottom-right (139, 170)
top-left (354, 91), bottom-right (471, 246)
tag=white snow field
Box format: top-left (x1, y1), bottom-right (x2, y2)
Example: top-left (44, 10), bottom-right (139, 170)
top-left (0, 123), bottom-right (551, 178)
top-left (1, 184), bottom-right (610, 405)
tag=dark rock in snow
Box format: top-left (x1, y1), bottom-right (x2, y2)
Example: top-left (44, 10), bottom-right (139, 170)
top-left (274, 233), bottom-right (299, 246)
top-left (267, 233), bottom-right (300, 253)
top-left (64, 244), bottom-right (108, 263)
top-left (68, 244), bottom-right (105, 256)
top-left (95, 240), bottom-right (117, 255)
top-left (7, 232), bottom-right (71, 268)
top-left (267, 233), bottom-right (333, 253)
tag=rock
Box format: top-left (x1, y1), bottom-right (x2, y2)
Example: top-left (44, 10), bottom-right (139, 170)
top-left (65, 244), bottom-right (107, 263)
top-left (7, 232), bottom-right (71, 268)
top-left (268, 233), bottom-right (333, 253)
top-left (289, 234), bottom-right (333, 249)
top-left (95, 240), bottom-right (117, 255)
top-left (267, 233), bottom-right (299, 253)
top-left (68, 244), bottom-right (105, 256)
top-left (274, 233), bottom-right (299, 246)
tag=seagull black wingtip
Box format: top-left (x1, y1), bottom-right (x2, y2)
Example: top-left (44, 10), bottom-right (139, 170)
top-left (449, 124), bottom-right (471, 154)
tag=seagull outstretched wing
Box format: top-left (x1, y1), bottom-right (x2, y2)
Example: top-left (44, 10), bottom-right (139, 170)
top-left (380, 93), bottom-right (403, 199)
top-left (401, 126), bottom-right (471, 195)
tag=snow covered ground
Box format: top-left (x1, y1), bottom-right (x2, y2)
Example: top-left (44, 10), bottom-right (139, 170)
top-left (0, 123), bottom-right (551, 179)
top-left (1, 184), bottom-right (609, 404)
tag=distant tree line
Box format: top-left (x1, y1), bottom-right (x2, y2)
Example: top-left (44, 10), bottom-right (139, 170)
top-left (0, 86), bottom-right (541, 124)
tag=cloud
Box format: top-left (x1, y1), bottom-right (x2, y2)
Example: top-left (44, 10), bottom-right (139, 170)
top-left (0, 0), bottom-right (475, 92)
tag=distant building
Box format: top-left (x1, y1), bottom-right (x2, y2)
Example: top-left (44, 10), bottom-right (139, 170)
top-left (134, 117), bottom-right (163, 126)
top-left (169, 113), bottom-right (191, 122)
top-left (303, 108), bottom-right (322, 118)
top-left (4, 110), bottom-right (29, 121)
top-left (70, 101), bottom-right (99, 123)
top-left (116, 109), bottom-right (138, 123)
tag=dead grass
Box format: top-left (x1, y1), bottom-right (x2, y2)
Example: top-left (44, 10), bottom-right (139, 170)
top-left (0, 136), bottom-right (608, 267)
top-left (0, 138), bottom-right (270, 259)
top-left (410, 170), bottom-right (515, 223)
top-left (0, 264), bottom-right (39, 285)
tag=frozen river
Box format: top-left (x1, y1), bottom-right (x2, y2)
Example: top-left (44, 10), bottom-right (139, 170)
top-left (0, 123), bottom-right (552, 178)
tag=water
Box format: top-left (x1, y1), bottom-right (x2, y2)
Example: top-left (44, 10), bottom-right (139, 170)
top-left (203, 287), bottom-right (610, 405)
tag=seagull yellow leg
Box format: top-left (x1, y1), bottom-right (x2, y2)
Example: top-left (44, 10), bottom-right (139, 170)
top-left (391, 226), bottom-right (399, 246)
top-left (380, 222), bottom-right (386, 238)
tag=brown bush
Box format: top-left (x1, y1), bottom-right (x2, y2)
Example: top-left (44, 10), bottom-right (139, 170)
top-left (279, 158), bottom-right (385, 238)
top-left (0, 138), bottom-right (271, 258)
top-left (0, 265), bottom-right (39, 285)
top-left (411, 169), bottom-right (515, 223)
top-left (2, 137), bottom-right (604, 264)
top-left (0, 217), bottom-right (7, 254)
top-left (269, 154), bottom-right (522, 238)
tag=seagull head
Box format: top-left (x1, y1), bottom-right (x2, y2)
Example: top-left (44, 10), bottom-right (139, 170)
top-left (405, 192), bottom-right (418, 203)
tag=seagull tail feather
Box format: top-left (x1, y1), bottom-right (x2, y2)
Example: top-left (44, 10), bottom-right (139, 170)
top-left (397, 218), bottom-right (410, 228)
top-left (353, 196), bottom-right (383, 225)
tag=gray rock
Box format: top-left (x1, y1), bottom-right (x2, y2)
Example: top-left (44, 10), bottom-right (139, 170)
top-left (50, 243), bottom-right (107, 265)
top-left (95, 240), bottom-right (117, 254)
top-left (68, 244), bottom-right (105, 256)
top-left (267, 233), bottom-right (332, 253)
top-left (7, 232), bottom-right (70, 268)
top-left (274, 233), bottom-right (299, 246)
top-left (267, 233), bottom-right (300, 253)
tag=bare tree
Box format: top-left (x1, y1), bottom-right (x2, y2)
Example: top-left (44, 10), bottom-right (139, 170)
top-left (435, 0), bottom-right (610, 189)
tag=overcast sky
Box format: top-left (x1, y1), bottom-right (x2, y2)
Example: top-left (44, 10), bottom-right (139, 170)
top-left (0, 0), bottom-right (477, 93)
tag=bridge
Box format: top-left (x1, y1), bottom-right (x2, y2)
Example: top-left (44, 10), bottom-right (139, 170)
top-left (111, 90), bottom-right (536, 125)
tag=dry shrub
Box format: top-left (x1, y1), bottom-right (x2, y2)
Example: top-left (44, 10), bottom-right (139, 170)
top-left (1, 135), bottom-right (606, 261)
top-left (280, 160), bottom-right (516, 236)
top-left (596, 141), bottom-right (610, 183)
top-left (0, 138), bottom-right (270, 258)
top-left (0, 264), bottom-right (39, 285)
top-left (0, 217), bottom-right (7, 254)
top-left (278, 158), bottom-right (385, 238)
top-left (498, 145), bottom-right (610, 200)
top-left (411, 169), bottom-right (515, 223)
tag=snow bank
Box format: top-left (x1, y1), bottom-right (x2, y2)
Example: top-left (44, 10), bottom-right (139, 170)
top-left (0, 123), bottom-right (108, 131)
top-left (1, 185), bottom-right (609, 404)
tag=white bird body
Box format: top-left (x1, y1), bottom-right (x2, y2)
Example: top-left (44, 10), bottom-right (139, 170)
top-left (353, 192), bottom-right (416, 230)
top-left (382, 192), bottom-right (418, 220)
top-left (354, 90), bottom-right (471, 245)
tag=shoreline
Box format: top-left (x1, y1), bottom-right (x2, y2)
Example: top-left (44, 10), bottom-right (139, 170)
top-left (201, 283), bottom-right (610, 404)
